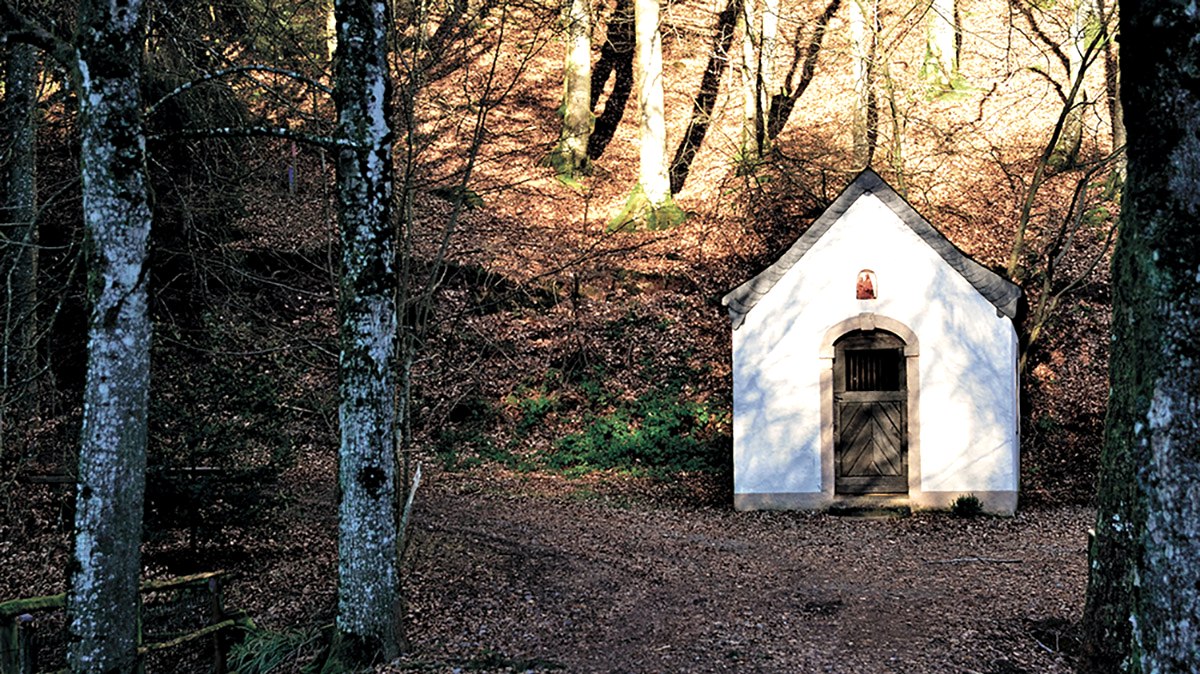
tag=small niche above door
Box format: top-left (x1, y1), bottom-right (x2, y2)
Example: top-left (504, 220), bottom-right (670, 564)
top-left (856, 270), bottom-right (877, 300)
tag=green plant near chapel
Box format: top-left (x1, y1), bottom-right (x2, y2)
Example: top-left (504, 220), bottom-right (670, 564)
top-left (227, 624), bottom-right (325, 674)
top-left (505, 382), bottom-right (560, 436)
top-left (950, 493), bottom-right (985, 518)
top-left (549, 368), bottom-right (728, 477)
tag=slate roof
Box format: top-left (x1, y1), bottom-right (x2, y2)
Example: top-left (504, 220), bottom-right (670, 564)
top-left (721, 169), bottom-right (1022, 329)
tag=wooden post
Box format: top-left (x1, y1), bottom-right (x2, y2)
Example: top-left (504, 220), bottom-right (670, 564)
top-left (15, 616), bottom-right (32, 674)
top-left (1, 615), bottom-right (18, 674)
top-left (1, 614), bottom-right (35, 674)
top-left (208, 576), bottom-right (226, 674)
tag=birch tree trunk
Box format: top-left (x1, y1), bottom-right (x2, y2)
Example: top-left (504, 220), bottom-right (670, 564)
top-left (549, 0), bottom-right (593, 180)
top-left (1079, 3), bottom-right (1200, 672)
top-left (67, 0), bottom-right (154, 671)
top-left (1, 41), bottom-right (39, 418)
top-left (333, 0), bottom-right (400, 662)
top-left (924, 0), bottom-right (957, 88)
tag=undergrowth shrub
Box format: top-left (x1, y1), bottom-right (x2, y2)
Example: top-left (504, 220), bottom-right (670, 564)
top-left (227, 624), bottom-right (324, 674)
top-left (549, 366), bottom-right (728, 477)
top-left (505, 383), bottom-right (559, 436)
top-left (950, 493), bottom-right (984, 518)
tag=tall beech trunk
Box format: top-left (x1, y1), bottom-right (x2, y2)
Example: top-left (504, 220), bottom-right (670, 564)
top-left (1079, 4), bottom-right (1200, 673)
top-left (1051, 0), bottom-right (1093, 168)
top-left (924, 0), bottom-right (957, 87)
top-left (333, 0), bottom-right (400, 661)
top-left (550, 0), bottom-right (593, 179)
top-left (609, 0), bottom-right (683, 230)
top-left (67, 0), bottom-right (154, 671)
top-left (636, 0), bottom-right (668, 205)
top-left (849, 0), bottom-right (877, 168)
top-left (1, 41), bottom-right (38, 417)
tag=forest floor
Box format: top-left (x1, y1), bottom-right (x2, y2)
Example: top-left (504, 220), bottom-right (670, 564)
top-left (1, 459), bottom-right (1092, 674)
top-left (384, 469), bottom-right (1090, 674)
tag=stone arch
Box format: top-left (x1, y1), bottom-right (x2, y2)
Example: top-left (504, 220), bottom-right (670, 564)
top-left (819, 313), bottom-right (919, 358)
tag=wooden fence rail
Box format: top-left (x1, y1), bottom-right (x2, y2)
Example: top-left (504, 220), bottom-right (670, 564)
top-left (0, 571), bottom-right (249, 674)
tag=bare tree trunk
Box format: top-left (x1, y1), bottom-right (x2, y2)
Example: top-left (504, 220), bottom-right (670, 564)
top-left (325, 0), bottom-right (338, 64)
top-left (765, 0), bottom-right (841, 140)
top-left (734, 0), bottom-right (763, 160)
top-left (549, 0), bottom-right (593, 180)
top-left (1, 40), bottom-right (38, 420)
top-left (67, 0), bottom-right (153, 671)
top-left (669, 0), bottom-right (741, 193)
top-left (332, 0), bottom-right (400, 663)
top-left (587, 0), bottom-right (634, 160)
top-left (1080, 4), bottom-right (1200, 673)
top-left (1108, 54), bottom-right (1124, 153)
top-left (738, 0), bottom-right (776, 163)
top-left (1051, 0), bottom-right (1093, 168)
top-left (609, 0), bottom-right (684, 230)
top-left (924, 0), bottom-right (957, 88)
top-left (849, 0), bottom-right (877, 169)
top-left (636, 0), bottom-right (668, 205)
top-left (1096, 0), bottom-right (1124, 155)
top-left (760, 0), bottom-right (779, 104)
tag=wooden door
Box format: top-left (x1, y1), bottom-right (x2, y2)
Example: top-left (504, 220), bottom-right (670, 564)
top-left (834, 331), bottom-right (908, 494)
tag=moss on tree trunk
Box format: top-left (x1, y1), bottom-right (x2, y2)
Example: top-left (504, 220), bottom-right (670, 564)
top-left (67, 2), bottom-right (154, 672)
top-left (333, 0), bottom-right (401, 662)
top-left (1079, 4), bottom-right (1200, 672)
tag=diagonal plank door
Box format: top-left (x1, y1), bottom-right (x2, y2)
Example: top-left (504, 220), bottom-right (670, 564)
top-left (833, 331), bottom-right (909, 495)
top-left (836, 398), bottom-right (907, 493)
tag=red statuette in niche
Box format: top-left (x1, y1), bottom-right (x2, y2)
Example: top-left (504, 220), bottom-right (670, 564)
top-left (856, 270), bottom-right (877, 299)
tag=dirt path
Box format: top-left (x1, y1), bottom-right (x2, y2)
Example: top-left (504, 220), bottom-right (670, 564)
top-left (392, 475), bottom-right (1092, 673)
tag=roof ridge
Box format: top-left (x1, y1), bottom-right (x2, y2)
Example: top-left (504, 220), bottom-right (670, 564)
top-left (721, 169), bottom-right (1021, 329)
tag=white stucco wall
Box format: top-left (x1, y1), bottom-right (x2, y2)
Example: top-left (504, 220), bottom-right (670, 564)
top-left (732, 193), bottom-right (1020, 511)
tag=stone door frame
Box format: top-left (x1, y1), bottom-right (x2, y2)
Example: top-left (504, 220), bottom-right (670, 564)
top-left (819, 313), bottom-right (922, 503)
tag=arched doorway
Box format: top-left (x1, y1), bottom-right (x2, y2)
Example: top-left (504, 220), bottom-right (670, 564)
top-left (833, 329), bottom-right (908, 494)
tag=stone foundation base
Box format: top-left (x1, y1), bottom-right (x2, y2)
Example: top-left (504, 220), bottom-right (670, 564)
top-left (734, 490), bottom-right (1018, 516)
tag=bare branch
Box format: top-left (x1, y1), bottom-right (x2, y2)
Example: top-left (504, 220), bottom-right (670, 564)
top-left (0, 2), bottom-right (73, 68)
top-left (145, 65), bottom-right (334, 118)
top-left (1006, 0), bottom-right (1069, 71)
top-left (149, 126), bottom-right (356, 150)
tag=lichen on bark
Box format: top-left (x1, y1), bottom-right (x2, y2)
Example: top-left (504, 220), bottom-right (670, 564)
top-left (333, 0), bottom-right (401, 663)
top-left (1080, 4), bottom-right (1200, 672)
top-left (66, 1), bottom-right (154, 673)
